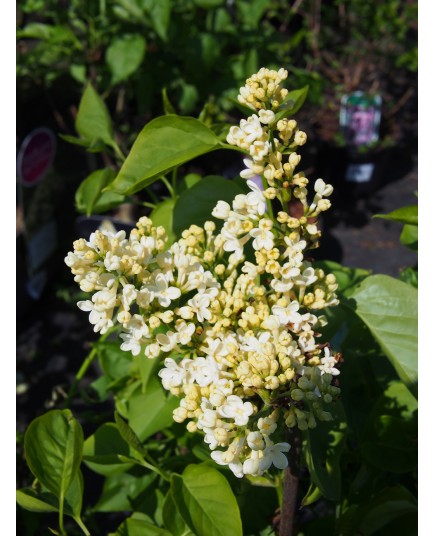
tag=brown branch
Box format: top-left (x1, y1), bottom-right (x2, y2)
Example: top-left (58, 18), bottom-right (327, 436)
top-left (290, 0), bottom-right (305, 15)
top-left (386, 87), bottom-right (415, 118)
top-left (279, 428), bottom-right (302, 536)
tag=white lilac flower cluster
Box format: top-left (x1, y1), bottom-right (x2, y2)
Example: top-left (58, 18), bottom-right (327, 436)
top-left (66, 68), bottom-right (342, 479)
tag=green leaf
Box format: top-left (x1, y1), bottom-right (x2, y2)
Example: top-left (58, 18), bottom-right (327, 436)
top-left (64, 470), bottom-right (84, 518)
top-left (114, 411), bottom-right (146, 456)
top-left (106, 34), bottom-right (146, 85)
top-left (163, 490), bottom-right (195, 536)
top-left (24, 409), bottom-right (84, 500)
top-left (115, 517), bottom-right (172, 536)
top-left (305, 402), bottom-right (347, 501)
top-left (150, 198), bottom-right (176, 245)
top-left (97, 340), bottom-right (138, 382)
top-left (112, 0), bottom-right (146, 22)
top-left (18, 22), bottom-right (52, 39)
top-left (197, 33), bottom-right (220, 70)
top-left (376, 380), bottom-right (417, 420)
top-left (75, 168), bottom-right (125, 216)
top-left (183, 173), bottom-right (202, 189)
top-left (75, 83), bottom-right (115, 149)
top-left (70, 64), bottom-right (86, 83)
top-left (138, 351), bottom-right (159, 393)
top-left (360, 415), bottom-right (417, 473)
top-left (274, 86), bottom-right (309, 122)
top-left (17, 471), bottom-right (84, 517)
top-left (374, 205), bottom-right (418, 225)
top-left (82, 423), bottom-right (133, 476)
top-left (194, 0), bottom-right (225, 8)
top-left (347, 275), bottom-right (418, 386)
top-left (171, 464), bottom-right (243, 536)
top-left (16, 488), bottom-right (59, 513)
top-left (143, 0), bottom-right (171, 41)
top-left (162, 87), bottom-right (175, 115)
top-left (173, 175), bottom-right (244, 236)
top-left (94, 471), bottom-right (158, 512)
top-left (301, 482), bottom-right (323, 507)
top-left (59, 134), bottom-right (105, 152)
top-left (235, 0), bottom-right (269, 28)
top-left (400, 223), bottom-right (418, 251)
top-left (113, 513), bottom-right (173, 535)
top-left (338, 486), bottom-right (417, 536)
top-left (312, 260), bottom-right (371, 294)
top-left (178, 82), bottom-right (199, 114)
top-left (106, 115), bottom-right (221, 195)
top-left (400, 266), bottom-right (418, 288)
top-left (236, 480), bottom-right (280, 536)
top-left (358, 382), bottom-right (417, 474)
top-left (127, 376), bottom-right (179, 441)
top-left (225, 97), bottom-right (256, 117)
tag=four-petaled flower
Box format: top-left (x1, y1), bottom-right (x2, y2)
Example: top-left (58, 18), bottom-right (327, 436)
top-left (219, 395), bottom-right (254, 426)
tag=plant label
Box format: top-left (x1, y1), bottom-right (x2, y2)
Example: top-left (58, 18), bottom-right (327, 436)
top-left (17, 127), bottom-right (57, 187)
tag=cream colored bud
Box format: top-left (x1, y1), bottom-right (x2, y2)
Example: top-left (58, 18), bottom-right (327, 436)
top-left (186, 421), bottom-right (197, 433)
top-left (204, 220), bottom-right (216, 232)
top-left (277, 211), bottom-right (289, 223)
top-left (159, 310), bottom-right (174, 323)
top-left (173, 407), bottom-right (188, 423)
top-left (285, 369), bottom-right (295, 381)
top-left (204, 251), bottom-right (214, 263)
top-left (117, 310), bottom-right (131, 324)
top-left (214, 427), bottom-right (229, 443)
top-left (215, 264), bottom-right (225, 276)
top-left (317, 199), bottom-right (331, 212)
top-left (264, 188), bottom-right (277, 199)
top-left (288, 153), bottom-right (301, 167)
top-left (306, 223), bottom-right (318, 235)
top-left (287, 217), bottom-right (301, 229)
top-left (303, 293), bottom-right (315, 306)
top-left (251, 375), bottom-right (263, 388)
top-left (326, 274), bottom-right (337, 285)
top-left (149, 316), bottom-right (161, 329)
top-left (294, 187), bottom-right (307, 200)
top-left (294, 131), bottom-right (307, 146)
top-left (285, 410), bottom-right (297, 428)
top-left (265, 376), bottom-right (280, 390)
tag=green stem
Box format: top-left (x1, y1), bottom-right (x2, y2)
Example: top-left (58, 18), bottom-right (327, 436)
top-left (99, 0), bottom-right (106, 19)
top-left (145, 186), bottom-right (159, 204)
top-left (65, 329), bottom-right (113, 406)
top-left (140, 455), bottom-right (170, 482)
top-left (261, 175), bottom-right (275, 222)
top-left (218, 142), bottom-right (247, 153)
top-left (74, 516), bottom-right (91, 536)
top-left (142, 201), bottom-right (157, 209)
top-left (160, 175), bottom-right (176, 200)
top-left (113, 142), bottom-right (126, 162)
top-left (171, 166), bottom-right (178, 194)
top-left (59, 492), bottom-right (66, 536)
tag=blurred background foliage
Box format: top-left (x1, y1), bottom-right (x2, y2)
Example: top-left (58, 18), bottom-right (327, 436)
top-left (17, 0), bottom-right (417, 144)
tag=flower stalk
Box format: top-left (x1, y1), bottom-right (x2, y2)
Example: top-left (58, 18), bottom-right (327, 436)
top-left (279, 427), bottom-right (301, 536)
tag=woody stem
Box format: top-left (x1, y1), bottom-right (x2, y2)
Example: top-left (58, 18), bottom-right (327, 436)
top-left (279, 427), bottom-right (301, 536)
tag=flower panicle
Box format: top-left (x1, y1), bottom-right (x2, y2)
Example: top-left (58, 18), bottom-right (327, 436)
top-left (65, 67), bottom-right (341, 478)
